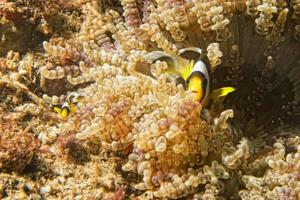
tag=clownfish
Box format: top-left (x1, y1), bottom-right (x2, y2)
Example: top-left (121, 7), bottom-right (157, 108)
top-left (51, 92), bottom-right (83, 119)
top-left (51, 102), bottom-right (75, 119)
top-left (135, 47), bottom-right (235, 106)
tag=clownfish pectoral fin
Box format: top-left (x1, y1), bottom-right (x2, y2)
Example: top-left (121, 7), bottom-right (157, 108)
top-left (210, 87), bottom-right (236, 100)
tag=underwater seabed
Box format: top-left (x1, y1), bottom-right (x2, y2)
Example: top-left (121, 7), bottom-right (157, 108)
top-left (0, 0), bottom-right (300, 199)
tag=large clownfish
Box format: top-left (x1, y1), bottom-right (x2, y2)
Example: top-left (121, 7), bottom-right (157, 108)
top-left (136, 47), bottom-right (235, 106)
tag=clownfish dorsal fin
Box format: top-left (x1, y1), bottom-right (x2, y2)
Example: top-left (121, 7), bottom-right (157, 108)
top-left (144, 51), bottom-right (175, 66)
top-left (210, 87), bottom-right (236, 101)
top-left (178, 47), bottom-right (202, 61)
top-left (144, 51), bottom-right (177, 76)
top-left (144, 51), bottom-right (190, 78)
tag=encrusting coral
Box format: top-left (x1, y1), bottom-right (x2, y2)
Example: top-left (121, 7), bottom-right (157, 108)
top-left (0, 0), bottom-right (299, 199)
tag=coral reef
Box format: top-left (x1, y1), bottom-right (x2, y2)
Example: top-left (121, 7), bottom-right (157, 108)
top-left (0, 0), bottom-right (299, 199)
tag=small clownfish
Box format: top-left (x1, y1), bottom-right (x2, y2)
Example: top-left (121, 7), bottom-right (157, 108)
top-left (51, 92), bottom-right (84, 119)
top-left (135, 47), bottom-right (236, 106)
top-left (52, 102), bottom-right (76, 119)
